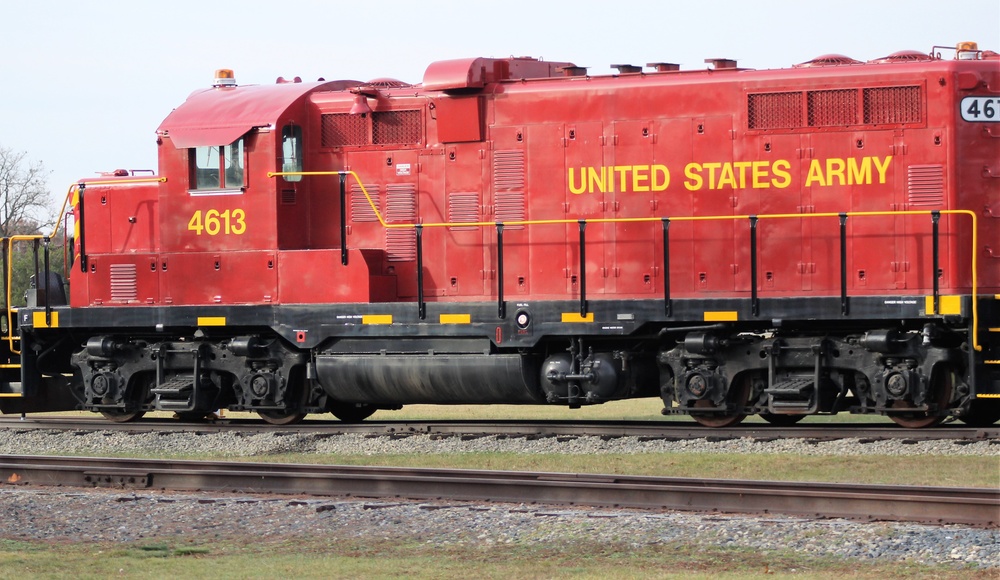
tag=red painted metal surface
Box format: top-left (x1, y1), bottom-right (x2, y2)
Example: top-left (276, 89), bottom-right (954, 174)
top-left (71, 50), bottom-right (1000, 308)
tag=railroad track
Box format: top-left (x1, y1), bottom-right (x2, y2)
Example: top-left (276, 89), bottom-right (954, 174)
top-left (1, 416), bottom-right (997, 441)
top-left (0, 454), bottom-right (996, 528)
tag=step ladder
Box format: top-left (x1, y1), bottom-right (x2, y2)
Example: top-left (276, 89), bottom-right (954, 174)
top-left (765, 340), bottom-right (824, 415)
top-left (151, 375), bottom-right (196, 412)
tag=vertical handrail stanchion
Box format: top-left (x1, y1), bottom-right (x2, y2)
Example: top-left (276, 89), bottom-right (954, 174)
top-left (749, 216), bottom-right (759, 317)
top-left (931, 211), bottom-right (940, 315)
top-left (662, 218), bottom-right (671, 317)
top-left (43, 237), bottom-right (51, 325)
top-left (415, 225), bottom-right (426, 320)
top-left (339, 173), bottom-right (348, 266)
top-left (31, 239), bottom-right (39, 307)
top-left (578, 220), bottom-right (587, 317)
top-left (839, 213), bottom-right (849, 316)
top-left (77, 184), bottom-right (87, 273)
top-left (496, 223), bottom-right (505, 319)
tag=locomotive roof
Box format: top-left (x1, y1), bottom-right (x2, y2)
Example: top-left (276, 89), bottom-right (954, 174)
top-left (157, 79), bottom-right (357, 148)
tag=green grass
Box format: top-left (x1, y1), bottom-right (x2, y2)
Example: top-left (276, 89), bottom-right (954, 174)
top-left (248, 452), bottom-right (998, 488)
top-left (0, 537), bottom-right (991, 579)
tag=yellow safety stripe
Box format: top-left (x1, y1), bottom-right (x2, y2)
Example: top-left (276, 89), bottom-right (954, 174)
top-left (362, 314), bottom-right (393, 325)
top-left (440, 314), bottom-right (471, 324)
top-left (704, 311), bottom-right (738, 322)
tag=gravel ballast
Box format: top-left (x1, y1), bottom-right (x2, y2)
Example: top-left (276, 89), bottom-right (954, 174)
top-left (0, 429), bottom-right (997, 570)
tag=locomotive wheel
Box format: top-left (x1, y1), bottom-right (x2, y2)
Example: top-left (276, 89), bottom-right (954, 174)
top-left (959, 399), bottom-right (1000, 427)
top-left (100, 409), bottom-right (146, 423)
top-left (329, 403), bottom-right (377, 423)
top-left (100, 375), bottom-right (152, 423)
top-left (760, 413), bottom-right (807, 427)
top-left (690, 377), bottom-right (751, 428)
top-left (887, 365), bottom-right (954, 429)
top-left (257, 411), bottom-right (307, 425)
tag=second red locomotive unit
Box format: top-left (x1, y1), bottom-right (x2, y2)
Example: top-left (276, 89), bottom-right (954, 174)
top-left (2, 42), bottom-right (998, 428)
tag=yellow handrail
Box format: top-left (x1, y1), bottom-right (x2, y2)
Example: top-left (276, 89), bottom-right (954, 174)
top-left (269, 170), bottom-right (981, 350)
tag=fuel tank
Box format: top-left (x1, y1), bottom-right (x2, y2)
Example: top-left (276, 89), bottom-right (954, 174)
top-left (314, 339), bottom-right (543, 404)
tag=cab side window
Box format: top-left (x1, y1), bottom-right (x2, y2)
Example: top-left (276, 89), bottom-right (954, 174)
top-left (282, 125), bottom-right (302, 182)
top-left (191, 139), bottom-right (244, 190)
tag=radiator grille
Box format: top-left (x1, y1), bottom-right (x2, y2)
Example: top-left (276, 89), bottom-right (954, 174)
top-left (493, 150), bottom-right (526, 229)
top-left (109, 263), bottom-right (137, 302)
top-left (747, 92), bottom-right (802, 130)
top-left (808, 89), bottom-right (858, 126)
top-left (385, 183), bottom-right (417, 261)
top-left (321, 113), bottom-right (367, 147)
top-left (373, 111), bottom-right (422, 145)
top-left (748, 85), bottom-right (923, 130)
top-left (864, 86), bottom-right (922, 124)
top-left (907, 165), bottom-right (944, 207)
top-left (350, 184), bottom-right (381, 222)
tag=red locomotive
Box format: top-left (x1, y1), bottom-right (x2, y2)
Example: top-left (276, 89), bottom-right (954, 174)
top-left (2, 42), bottom-right (998, 427)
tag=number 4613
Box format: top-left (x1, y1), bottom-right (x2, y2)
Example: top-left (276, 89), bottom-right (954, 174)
top-left (187, 208), bottom-right (247, 235)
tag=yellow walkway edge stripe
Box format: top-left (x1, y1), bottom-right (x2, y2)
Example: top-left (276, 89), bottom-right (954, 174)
top-left (704, 311), bottom-right (739, 322)
top-left (362, 314), bottom-right (393, 325)
top-left (440, 314), bottom-right (471, 324)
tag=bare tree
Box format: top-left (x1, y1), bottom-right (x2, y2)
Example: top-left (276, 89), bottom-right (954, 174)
top-left (0, 145), bottom-right (54, 237)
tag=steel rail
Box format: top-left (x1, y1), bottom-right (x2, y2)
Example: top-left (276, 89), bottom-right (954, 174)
top-left (0, 455), bottom-right (996, 528)
top-left (1, 416), bottom-right (997, 441)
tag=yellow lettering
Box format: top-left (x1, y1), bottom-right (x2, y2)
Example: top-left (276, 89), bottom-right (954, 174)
top-left (847, 157), bottom-right (871, 185)
top-left (826, 158), bottom-right (846, 186)
top-left (651, 165), bottom-right (670, 191)
top-left (587, 167), bottom-right (606, 193)
top-left (771, 160), bottom-right (791, 188)
top-left (751, 161), bottom-right (769, 189)
top-left (804, 159), bottom-right (826, 187)
top-left (568, 167), bottom-right (586, 194)
top-left (872, 155), bottom-right (892, 184)
top-left (684, 163), bottom-right (703, 191)
top-left (718, 163), bottom-right (737, 189)
top-left (703, 162), bottom-right (721, 189)
top-left (614, 166), bottom-right (629, 193)
top-left (632, 165), bottom-right (650, 192)
top-left (733, 161), bottom-right (752, 189)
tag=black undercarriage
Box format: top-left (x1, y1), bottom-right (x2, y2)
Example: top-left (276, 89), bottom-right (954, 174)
top-left (6, 293), bottom-right (1000, 428)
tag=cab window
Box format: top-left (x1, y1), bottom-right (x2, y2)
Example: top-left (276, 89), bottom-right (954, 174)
top-left (282, 125), bottom-right (303, 182)
top-left (191, 139), bottom-right (244, 190)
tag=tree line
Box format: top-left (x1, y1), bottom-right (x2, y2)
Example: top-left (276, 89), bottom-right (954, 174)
top-left (0, 144), bottom-right (65, 312)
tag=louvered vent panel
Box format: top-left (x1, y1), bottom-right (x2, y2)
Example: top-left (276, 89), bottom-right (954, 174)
top-left (494, 150), bottom-right (525, 230)
top-left (448, 192), bottom-right (479, 231)
top-left (280, 189), bottom-right (296, 205)
top-left (747, 92), bottom-right (802, 129)
top-left (109, 263), bottom-right (137, 302)
top-left (907, 165), bottom-right (944, 207)
top-left (808, 89), bottom-right (858, 126)
top-left (321, 113), bottom-right (368, 147)
top-left (350, 184), bottom-right (381, 222)
top-left (385, 183), bottom-right (416, 261)
top-left (864, 86), bottom-right (922, 124)
top-left (372, 110), bottom-right (422, 145)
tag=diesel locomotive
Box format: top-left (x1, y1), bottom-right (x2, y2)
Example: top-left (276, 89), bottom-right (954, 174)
top-left (2, 42), bottom-right (998, 427)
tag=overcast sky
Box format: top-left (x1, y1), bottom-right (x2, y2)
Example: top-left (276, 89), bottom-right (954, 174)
top-left (2, 0), bottom-right (997, 222)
